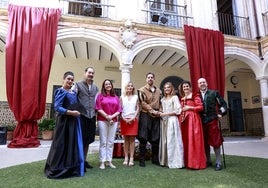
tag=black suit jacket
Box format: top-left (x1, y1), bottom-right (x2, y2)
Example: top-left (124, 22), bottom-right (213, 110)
top-left (200, 89), bottom-right (227, 124)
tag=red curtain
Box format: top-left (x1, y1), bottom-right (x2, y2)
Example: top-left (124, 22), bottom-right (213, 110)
top-left (6, 5), bottom-right (61, 148)
top-left (184, 25), bottom-right (225, 97)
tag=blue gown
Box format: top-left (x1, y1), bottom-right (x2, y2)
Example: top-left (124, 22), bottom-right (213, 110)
top-left (44, 88), bottom-right (84, 179)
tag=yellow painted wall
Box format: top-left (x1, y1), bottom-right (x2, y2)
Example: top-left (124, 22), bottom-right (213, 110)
top-left (0, 54), bottom-right (6, 101)
top-left (226, 72), bottom-right (261, 108)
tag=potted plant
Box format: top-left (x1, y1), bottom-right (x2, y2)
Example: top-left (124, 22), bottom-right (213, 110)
top-left (6, 123), bottom-right (16, 141)
top-left (38, 119), bottom-right (55, 140)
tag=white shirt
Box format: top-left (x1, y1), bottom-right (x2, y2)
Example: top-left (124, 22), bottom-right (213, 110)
top-left (121, 95), bottom-right (138, 119)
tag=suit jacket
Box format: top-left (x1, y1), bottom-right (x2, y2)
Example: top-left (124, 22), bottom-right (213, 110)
top-left (200, 89), bottom-right (227, 124)
top-left (73, 81), bottom-right (99, 118)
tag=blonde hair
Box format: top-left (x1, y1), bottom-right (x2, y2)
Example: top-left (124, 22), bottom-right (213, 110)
top-left (123, 81), bottom-right (136, 96)
top-left (163, 82), bottom-right (175, 97)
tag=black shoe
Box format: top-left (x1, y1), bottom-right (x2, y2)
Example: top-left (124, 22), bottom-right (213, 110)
top-left (139, 160), bottom-right (145, 167)
top-left (152, 160), bottom-right (160, 166)
top-left (206, 161), bottom-right (212, 167)
top-left (215, 163), bottom-right (222, 171)
top-left (85, 161), bottom-right (93, 169)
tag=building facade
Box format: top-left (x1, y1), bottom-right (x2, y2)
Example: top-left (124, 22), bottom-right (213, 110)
top-left (0, 0), bottom-right (268, 138)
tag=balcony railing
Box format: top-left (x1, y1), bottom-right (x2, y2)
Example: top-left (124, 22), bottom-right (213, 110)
top-left (60, 0), bottom-right (114, 18)
top-left (262, 11), bottom-right (268, 36)
top-left (143, 0), bottom-right (193, 28)
top-left (217, 12), bottom-right (251, 39)
top-left (0, 0), bottom-right (114, 18)
top-left (0, 0), bottom-right (8, 8)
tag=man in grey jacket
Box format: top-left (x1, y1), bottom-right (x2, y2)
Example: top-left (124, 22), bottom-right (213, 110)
top-left (73, 67), bottom-right (99, 170)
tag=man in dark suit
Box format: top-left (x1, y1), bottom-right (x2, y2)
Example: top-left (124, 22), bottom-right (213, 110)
top-left (198, 78), bottom-right (227, 171)
top-left (72, 67), bottom-right (99, 170)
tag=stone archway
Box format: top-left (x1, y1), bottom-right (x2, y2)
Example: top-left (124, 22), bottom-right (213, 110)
top-left (224, 46), bottom-right (262, 77)
top-left (132, 37), bottom-right (187, 58)
top-left (56, 27), bottom-right (124, 63)
top-left (160, 76), bottom-right (184, 95)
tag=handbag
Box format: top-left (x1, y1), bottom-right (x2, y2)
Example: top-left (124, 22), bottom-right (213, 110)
top-left (113, 140), bottom-right (124, 158)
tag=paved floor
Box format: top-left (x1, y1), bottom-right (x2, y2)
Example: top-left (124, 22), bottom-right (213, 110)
top-left (0, 136), bottom-right (267, 169)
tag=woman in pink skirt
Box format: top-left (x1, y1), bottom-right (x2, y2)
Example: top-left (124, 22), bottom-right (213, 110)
top-left (120, 81), bottom-right (139, 166)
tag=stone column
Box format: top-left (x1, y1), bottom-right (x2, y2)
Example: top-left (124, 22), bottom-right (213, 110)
top-left (118, 19), bottom-right (136, 95)
top-left (260, 79), bottom-right (268, 138)
top-left (119, 49), bottom-right (133, 95)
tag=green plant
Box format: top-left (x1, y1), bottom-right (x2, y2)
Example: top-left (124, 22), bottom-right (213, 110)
top-left (38, 119), bottom-right (55, 131)
top-left (7, 123), bottom-right (16, 131)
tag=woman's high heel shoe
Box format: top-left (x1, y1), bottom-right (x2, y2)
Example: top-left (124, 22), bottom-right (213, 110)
top-left (123, 158), bottom-right (128, 166)
top-left (107, 162), bottom-right (116, 168)
top-left (128, 158), bottom-right (134, 166)
top-left (99, 162), bottom-right (105, 169)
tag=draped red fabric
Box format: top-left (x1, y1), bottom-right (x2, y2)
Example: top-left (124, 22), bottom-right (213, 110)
top-left (6, 5), bottom-right (61, 148)
top-left (184, 25), bottom-right (225, 97)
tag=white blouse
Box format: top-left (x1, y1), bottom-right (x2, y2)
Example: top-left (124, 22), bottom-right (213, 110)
top-left (121, 95), bottom-right (138, 119)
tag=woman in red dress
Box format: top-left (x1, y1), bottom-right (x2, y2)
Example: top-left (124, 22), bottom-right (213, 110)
top-left (179, 80), bottom-right (206, 169)
top-left (120, 81), bottom-right (139, 166)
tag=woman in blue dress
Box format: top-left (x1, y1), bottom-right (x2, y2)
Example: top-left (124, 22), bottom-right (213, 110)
top-left (44, 71), bottom-right (85, 179)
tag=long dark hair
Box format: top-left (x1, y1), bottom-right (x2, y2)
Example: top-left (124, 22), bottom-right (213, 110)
top-left (101, 79), bottom-right (116, 96)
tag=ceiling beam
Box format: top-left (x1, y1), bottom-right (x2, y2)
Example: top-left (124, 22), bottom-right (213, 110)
top-left (86, 42), bottom-right (89, 59)
top-left (110, 53), bottom-right (113, 62)
top-left (161, 52), bottom-right (177, 66)
top-left (152, 49), bottom-right (166, 65)
top-left (179, 61), bottom-right (188, 68)
top-left (142, 49), bottom-right (153, 64)
top-left (0, 38), bottom-right (5, 44)
top-left (99, 45), bottom-right (102, 61)
top-left (170, 55), bottom-right (184, 67)
top-left (72, 41), bottom-right (77, 58)
top-left (59, 43), bottom-right (66, 58)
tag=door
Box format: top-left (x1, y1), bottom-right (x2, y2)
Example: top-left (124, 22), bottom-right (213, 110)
top-left (227, 91), bottom-right (244, 132)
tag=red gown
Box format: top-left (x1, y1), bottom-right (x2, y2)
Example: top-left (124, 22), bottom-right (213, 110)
top-left (179, 93), bottom-right (206, 169)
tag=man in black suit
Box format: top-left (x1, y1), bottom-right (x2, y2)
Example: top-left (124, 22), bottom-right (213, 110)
top-left (198, 78), bottom-right (227, 171)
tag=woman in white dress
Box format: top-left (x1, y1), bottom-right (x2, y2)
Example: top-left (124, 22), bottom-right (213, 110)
top-left (159, 82), bottom-right (184, 168)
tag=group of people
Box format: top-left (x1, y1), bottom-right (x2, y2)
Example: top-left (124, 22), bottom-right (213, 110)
top-left (136, 73), bottom-right (227, 171)
top-left (44, 69), bottom-right (227, 179)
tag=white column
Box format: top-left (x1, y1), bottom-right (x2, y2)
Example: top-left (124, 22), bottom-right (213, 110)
top-left (259, 79), bottom-right (268, 138)
top-left (119, 49), bottom-right (133, 95)
top-left (120, 65), bottom-right (132, 95)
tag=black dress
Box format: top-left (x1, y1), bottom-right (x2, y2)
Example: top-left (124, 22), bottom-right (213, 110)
top-left (44, 88), bottom-right (84, 179)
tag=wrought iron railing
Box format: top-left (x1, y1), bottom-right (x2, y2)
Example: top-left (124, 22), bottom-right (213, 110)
top-left (217, 12), bottom-right (251, 39)
top-left (262, 10), bottom-right (268, 36)
top-left (0, 0), bottom-right (114, 18)
top-left (60, 0), bottom-right (114, 18)
top-left (0, 0), bottom-right (8, 8)
top-left (143, 0), bottom-right (193, 28)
